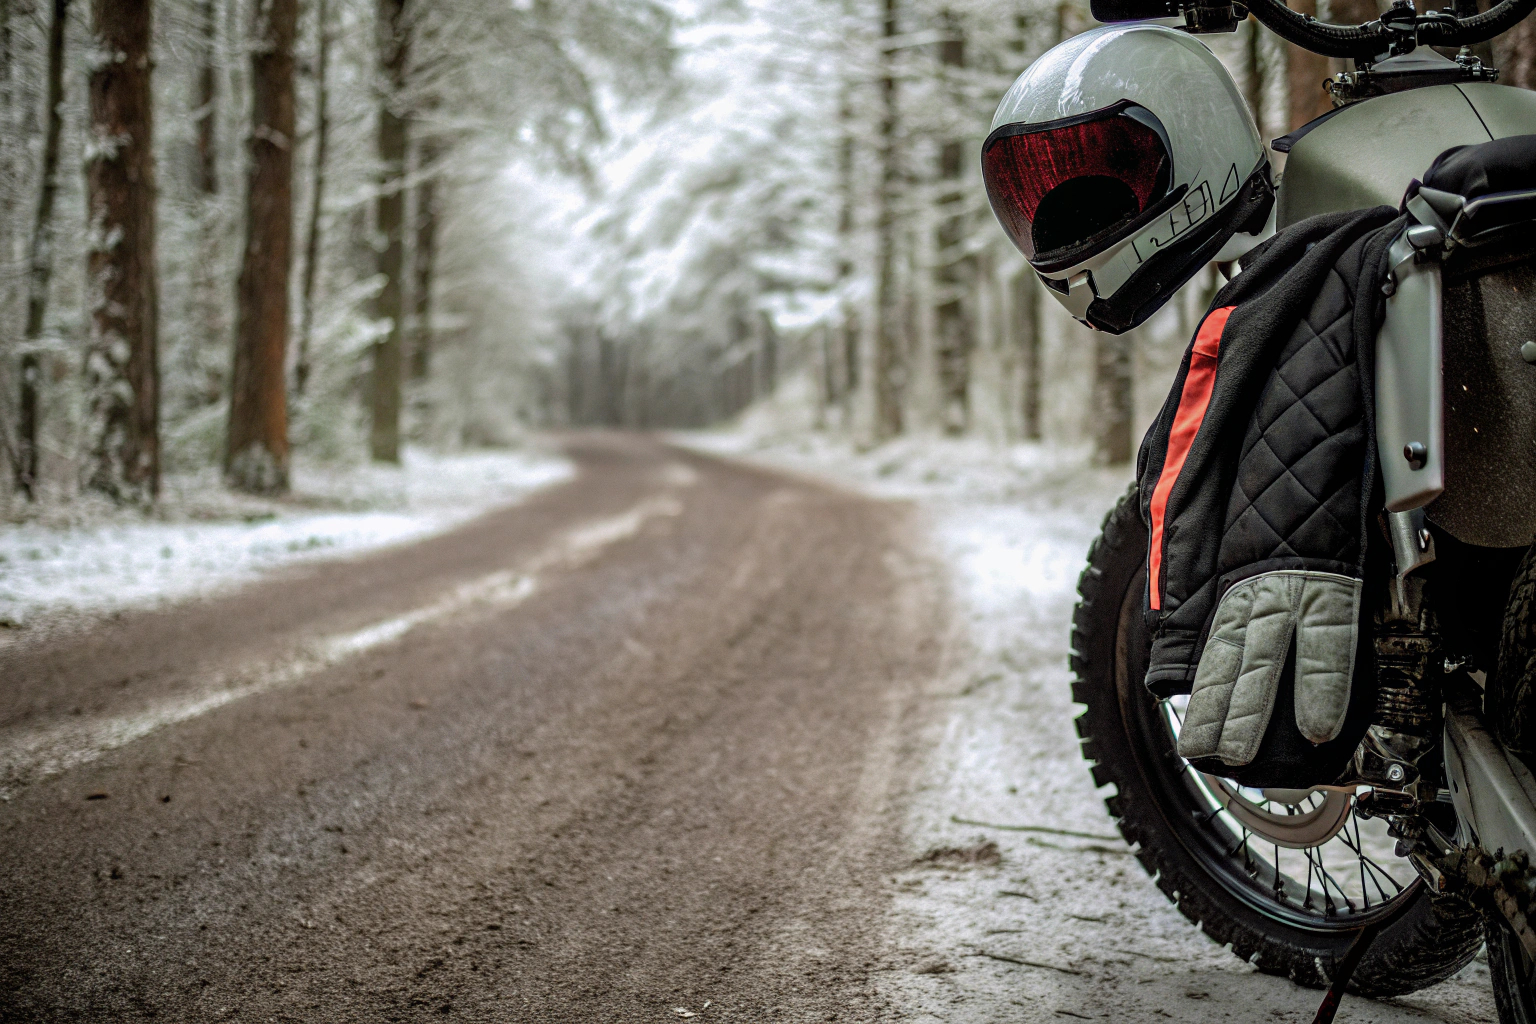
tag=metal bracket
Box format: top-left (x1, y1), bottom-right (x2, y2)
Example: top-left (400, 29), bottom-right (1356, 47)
top-left (1387, 508), bottom-right (1436, 622)
top-left (1389, 507), bottom-right (1436, 578)
top-left (1376, 229), bottom-right (1445, 512)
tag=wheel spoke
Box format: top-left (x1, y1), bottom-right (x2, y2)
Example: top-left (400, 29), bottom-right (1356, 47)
top-left (1303, 846), bottom-right (1317, 911)
top-left (1152, 681), bottom-right (1411, 925)
top-left (1317, 855), bottom-right (1356, 915)
top-left (1360, 852), bottom-right (1405, 900)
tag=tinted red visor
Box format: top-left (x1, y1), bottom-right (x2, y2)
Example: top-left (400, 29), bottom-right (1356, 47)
top-left (983, 106), bottom-right (1171, 264)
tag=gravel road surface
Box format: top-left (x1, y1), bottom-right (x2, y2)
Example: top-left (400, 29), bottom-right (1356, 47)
top-left (1, 434), bottom-right (943, 1022)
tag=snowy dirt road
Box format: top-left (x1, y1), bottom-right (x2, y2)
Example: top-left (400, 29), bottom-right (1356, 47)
top-left (0, 432), bottom-right (1500, 1022)
top-left (868, 475), bottom-right (1497, 1024)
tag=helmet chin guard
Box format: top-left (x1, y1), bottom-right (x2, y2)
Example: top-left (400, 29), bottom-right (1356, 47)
top-left (983, 23), bottom-right (1273, 334)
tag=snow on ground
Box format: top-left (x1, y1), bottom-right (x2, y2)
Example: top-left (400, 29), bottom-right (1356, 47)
top-left (0, 445), bottom-right (573, 632)
top-left (680, 420), bottom-right (1498, 1024)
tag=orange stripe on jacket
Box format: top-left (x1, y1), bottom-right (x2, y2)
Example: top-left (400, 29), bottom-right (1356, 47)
top-left (1148, 305), bottom-right (1235, 611)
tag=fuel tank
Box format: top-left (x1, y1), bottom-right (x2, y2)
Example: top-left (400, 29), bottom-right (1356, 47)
top-left (1277, 83), bottom-right (1536, 548)
top-left (1277, 83), bottom-right (1536, 227)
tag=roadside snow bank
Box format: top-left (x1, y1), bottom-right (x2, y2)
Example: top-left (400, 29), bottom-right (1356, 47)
top-left (680, 423), bottom-right (1104, 502)
top-left (0, 446), bottom-right (573, 628)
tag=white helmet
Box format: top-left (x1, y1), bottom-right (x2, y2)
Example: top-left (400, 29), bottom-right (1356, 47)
top-left (982, 23), bottom-right (1273, 334)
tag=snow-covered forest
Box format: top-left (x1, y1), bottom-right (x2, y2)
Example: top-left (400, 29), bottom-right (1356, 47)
top-left (0, 0), bottom-right (1532, 511)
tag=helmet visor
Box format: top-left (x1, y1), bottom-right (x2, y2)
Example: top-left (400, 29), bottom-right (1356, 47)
top-left (983, 103), bottom-right (1172, 266)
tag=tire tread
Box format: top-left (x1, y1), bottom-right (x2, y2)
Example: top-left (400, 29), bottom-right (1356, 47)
top-left (1071, 485), bottom-right (1481, 997)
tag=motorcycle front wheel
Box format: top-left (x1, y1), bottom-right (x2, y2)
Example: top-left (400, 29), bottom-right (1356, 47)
top-left (1071, 486), bottom-right (1483, 995)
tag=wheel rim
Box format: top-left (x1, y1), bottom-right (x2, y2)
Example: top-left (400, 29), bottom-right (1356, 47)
top-left (1195, 751), bottom-right (1353, 850)
top-left (1115, 567), bottom-right (1419, 929)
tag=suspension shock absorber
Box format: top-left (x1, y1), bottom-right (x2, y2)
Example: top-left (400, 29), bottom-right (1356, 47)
top-left (1351, 510), bottom-right (1442, 801)
top-left (1363, 632), bottom-right (1441, 784)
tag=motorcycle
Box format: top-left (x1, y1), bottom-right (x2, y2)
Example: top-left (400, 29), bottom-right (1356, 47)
top-left (1068, 0), bottom-right (1536, 1019)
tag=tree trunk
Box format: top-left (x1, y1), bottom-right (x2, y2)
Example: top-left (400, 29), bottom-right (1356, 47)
top-left (295, 0), bottom-right (330, 396)
top-left (409, 135), bottom-right (439, 381)
top-left (842, 306), bottom-right (860, 404)
top-left (1286, 0), bottom-right (1332, 130)
top-left (873, 0), bottom-right (903, 440)
top-left (84, 0), bottom-right (160, 503)
top-left (758, 310), bottom-right (776, 396)
top-left (1012, 269), bottom-right (1041, 441)
top-left (1010, 0), bottom-right (1071, 448)
top-left (225, 0), bottom-right (296, 494)
top-left (0, 0), bottom-right (16, 483)
top-left (1061, 1), bottom-right (1132, 465)
top-left (934, 17), bottom-right (973, 436)
top-left (187, 0), bottom-right (224, 413)
top-left (833, 78), bottom-right (856, 411)
top-left (1243, 15), bottom-right (1265, 134)
top-left (16, 0), bottom-right (67, 498)
top-left (1092, 329), bottom-right (1133, 465)
top-left (1496, 8), bottom-right (1536, 88)
top-left (834, 25), bottom-right (859, 416)
top-left (1328, 0), bottom-right (1383, 78)
top-left (370, 0), bottom-right (410, 463)
top-left (194, 0), bottom-right (217, 196)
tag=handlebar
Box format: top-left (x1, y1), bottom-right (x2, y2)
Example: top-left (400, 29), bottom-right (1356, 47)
top-left (1412, 0), bottom-right (1536, 46)
top-left (1091, 0), bottom-right (1536, 61)
top-left (1243, 0), bottom-right (1536, 59)
top-left (1240, 0), bottom-right (1382, 58)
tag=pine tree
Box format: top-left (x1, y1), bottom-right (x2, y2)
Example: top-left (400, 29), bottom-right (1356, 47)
top-left (1013, 270), bottom-right (1041, 441)
top-left (226, 0), bottom-right (297, 494)
top-left (933, 13), bottom-right (974, 436)
top-left (0, 0), bottom-right (16, 484)
top-left (295, 0), bottom-right (330, 397)
top-left (873, 0), bottom-right (904, 440)
top-left (834, 66), bottom-right (860, 418)
top-left (409, 134), bottom-right (440, 382)
top-left (193, 0), bottom-right (217, 196)
top-left (16, 0), bottom-right (68, 498)
top-left (370, 0), bottom-right (411, 463)
top-left (84, 0), bottom-right (160, 502)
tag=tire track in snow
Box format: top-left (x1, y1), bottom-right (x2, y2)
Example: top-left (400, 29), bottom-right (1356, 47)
top-left (0, 494), bottom-right (684, 799)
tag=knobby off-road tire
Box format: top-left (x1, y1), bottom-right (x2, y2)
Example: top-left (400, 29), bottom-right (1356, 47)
top-left (1070, 486), bottom-right (1483, 995)
top-left (1488, 921), bottom-right (1536, 1024)
top-left (1488, 543), bottom-right (1536, 1023)
top-left (1495, 543), bottom-right (1536, 767)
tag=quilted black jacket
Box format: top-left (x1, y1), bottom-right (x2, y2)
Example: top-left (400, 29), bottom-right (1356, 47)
top-left (1136, 206), bottom-right (1403, 698)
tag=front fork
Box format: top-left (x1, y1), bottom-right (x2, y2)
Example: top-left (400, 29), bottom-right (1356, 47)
top-left (1345, 213), bottom-right (1453, 808)
top-left (1344, 506), bottom-right (1443, 808)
